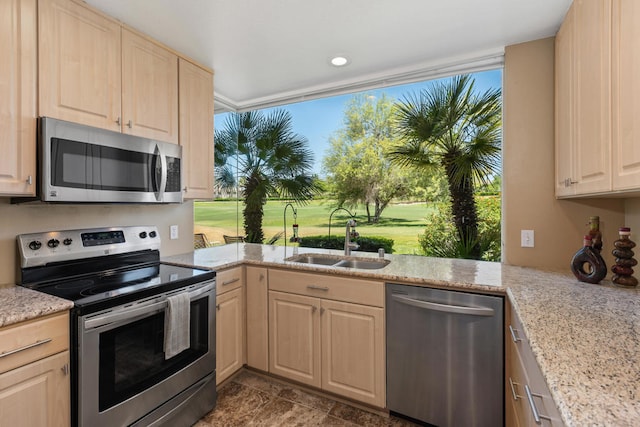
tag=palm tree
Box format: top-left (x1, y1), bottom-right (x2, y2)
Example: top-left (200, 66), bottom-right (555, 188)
top-left (214, 110), bottom-right (320, 243)
top-left (389, 74), bottom-right (501, 259)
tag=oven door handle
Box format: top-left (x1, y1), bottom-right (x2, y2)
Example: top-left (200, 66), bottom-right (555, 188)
top-left (84, 283), bottom-right (213, 330)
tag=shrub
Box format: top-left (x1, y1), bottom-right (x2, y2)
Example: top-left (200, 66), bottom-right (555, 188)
top-left (300, 235), bottom-right (394, 254)
top-left (419, 196), bottom-right (501, 261)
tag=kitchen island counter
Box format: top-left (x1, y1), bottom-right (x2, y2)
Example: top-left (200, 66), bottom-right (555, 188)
top-left (0, 284), bottom-right (73, 328)
top-left (164, 243), bottom-right (640, 426)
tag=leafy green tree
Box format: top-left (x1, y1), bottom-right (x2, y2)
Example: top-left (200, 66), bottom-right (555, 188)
top-left (389, 75), bottom-right (501, 259)
top-left (323, 94), bottom-right (411, 223)
top-left (214, 110), bottom-right (320, 243)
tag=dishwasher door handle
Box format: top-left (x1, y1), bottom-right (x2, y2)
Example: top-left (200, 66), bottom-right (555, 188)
top-left (391, 294), bottom-right (495, 316)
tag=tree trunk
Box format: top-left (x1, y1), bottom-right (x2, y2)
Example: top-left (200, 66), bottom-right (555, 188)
top-left (243, 172), bottom-right (265, 243)
top-left (444, 164), bottom-right (481, 259)
top-left (365, 204), bottom-right (372, 223)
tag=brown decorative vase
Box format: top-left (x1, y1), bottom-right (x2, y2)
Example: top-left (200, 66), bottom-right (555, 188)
top-left (611, 227), bottom-right (638, 287)
top-left (571, 235), bottom-right (607, 284)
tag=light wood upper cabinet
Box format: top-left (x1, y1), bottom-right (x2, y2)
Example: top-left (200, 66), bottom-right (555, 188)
top-left (122, 29), bottom-right (178, 144)
top-left (179, 59), bottom-right (214, 199)
top-left (555, 0), bottom-right (612, 197)
top-left (246, 266), bottom-right (269, 371)
top-left (554, 3), bottom-right (575, 198)
top-left (612, 0), bottom-right (640, 191)
top-left (38, 0), bottom-right (121, 132)
top-left (0, 0), bottom-right (37, 196)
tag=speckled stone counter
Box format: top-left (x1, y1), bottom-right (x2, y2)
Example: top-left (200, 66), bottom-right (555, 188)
top-left (0, 284), bottom-right (74, 328)
top-left (164, 243), bottom-right (640, 426)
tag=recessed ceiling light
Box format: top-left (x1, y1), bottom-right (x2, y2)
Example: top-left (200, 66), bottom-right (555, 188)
top-left (330, 56), bottom-right (349, 67)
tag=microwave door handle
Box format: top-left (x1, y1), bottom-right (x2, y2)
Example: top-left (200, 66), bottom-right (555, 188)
top-left (153, 144), bottom-right (168, 201)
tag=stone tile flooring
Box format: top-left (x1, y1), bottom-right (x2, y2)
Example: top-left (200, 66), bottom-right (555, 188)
top-left (194, 370), bottom-right (419, 426)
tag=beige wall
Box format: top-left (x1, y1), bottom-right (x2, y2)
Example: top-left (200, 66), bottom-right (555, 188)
top-left (503, 37), bottom-right (626, 270)
top-left (625, 199), bottom-right (640, 238)
top-left (0, 199), bottom-right (194, 284)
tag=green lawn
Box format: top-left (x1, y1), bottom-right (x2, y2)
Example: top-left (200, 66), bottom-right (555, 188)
top-left (194, 200), bottom-right (434, 254)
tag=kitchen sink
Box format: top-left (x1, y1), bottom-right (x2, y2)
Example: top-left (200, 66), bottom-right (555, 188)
top-left (285, 254), bottom-right (390, 270)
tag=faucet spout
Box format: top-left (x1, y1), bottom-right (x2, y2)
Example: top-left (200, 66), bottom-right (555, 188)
top-left (344, 219), bottom-right (359, 256)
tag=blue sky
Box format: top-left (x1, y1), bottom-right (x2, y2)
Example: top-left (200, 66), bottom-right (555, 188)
top-left (215, 69), bottom-right (503, 176)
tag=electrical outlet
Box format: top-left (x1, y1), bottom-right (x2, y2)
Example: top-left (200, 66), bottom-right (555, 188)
top-left (521, 230), bottom-right (534, 248)
top-left (170, 225), bottom-right (179, 240)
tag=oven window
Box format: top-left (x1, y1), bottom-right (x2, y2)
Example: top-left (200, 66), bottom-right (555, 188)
top-left (98, 298), bottom-right (209, 411)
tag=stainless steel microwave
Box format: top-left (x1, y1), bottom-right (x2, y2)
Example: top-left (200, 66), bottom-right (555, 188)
top-left (39, 117), bottom-right (183, 203)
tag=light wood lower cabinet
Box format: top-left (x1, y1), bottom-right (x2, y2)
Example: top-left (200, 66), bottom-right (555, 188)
top-left (506, 302), bottom-right (563, 426)
top-left (0, 312), bottom-right (70, 427)
top-left (246, 266), bottom-right (269, 371)
top-left (268, 272), bottom-right (385, 408)
top-left (216, 267), bottom-right (245, 385)
top-left (0, 351), bottom-right (70, 427)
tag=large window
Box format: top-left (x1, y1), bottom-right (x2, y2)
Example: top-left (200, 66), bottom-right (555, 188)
top-left (196, 70), bottom-right (502, 261)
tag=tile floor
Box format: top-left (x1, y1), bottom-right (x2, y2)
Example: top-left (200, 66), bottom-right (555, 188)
top-left (194, 370), bottom-right (419, 426)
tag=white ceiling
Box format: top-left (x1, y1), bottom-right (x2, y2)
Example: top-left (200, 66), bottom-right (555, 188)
top-left (85, 0), bottom-right (571, 112)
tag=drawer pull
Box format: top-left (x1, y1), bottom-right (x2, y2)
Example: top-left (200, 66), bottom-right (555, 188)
top-left (508, 377), bottom-right (521, 401)
top-left (307, 285), bottom-right (329, 291)
top-left (222, 278), bottom-right (240, 286)
top-left (525, 384), bottom-right (551, 424)
top-left (509, 324), bottom-right (522, 343)
top-left (0, 338), bottom-right (52, 359)
top-left (61, 364), bottom-right (69, 376)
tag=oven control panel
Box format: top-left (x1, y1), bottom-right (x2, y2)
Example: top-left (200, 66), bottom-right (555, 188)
top-left (17, 226), bottom-right (161, 268)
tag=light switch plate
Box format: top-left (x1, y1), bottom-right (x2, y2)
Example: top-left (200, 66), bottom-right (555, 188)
top-left (170, 225), bottom-right (179, 240)
top-left (521, 230), bottom-right (534, 247)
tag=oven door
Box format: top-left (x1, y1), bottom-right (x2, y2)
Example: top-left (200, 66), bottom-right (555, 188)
top-left (78, 280), bottom-right (215, 427)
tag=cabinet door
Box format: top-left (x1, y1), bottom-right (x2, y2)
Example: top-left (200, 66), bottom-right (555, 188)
top-left (573, 0), bottom-right (612, 195)
top-left (320, 299), bottom-right (385, 407)
top-left (38, 0), bottom-right (121, 132)
top-left (555, 3), bottom-right (575, 197)
top-left (269, 291), bottom-right (320, 388)
top-left (612, 0), bottom-right (640, 190)
top-left (179, 59), bottom-right (214, 199)
top-left (216, 287), bottom-right (244, 385)
top-left (122, 29), bottom-right (178, 144)
top-left (0, 0), bottom-right (36, 196)
top-left (0, 351), bottom-right (70, 427)
top-left (246, 266), bottom-right (269, 371)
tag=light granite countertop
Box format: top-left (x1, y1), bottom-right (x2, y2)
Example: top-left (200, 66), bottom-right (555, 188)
top-left (164, 243), bottom-right (640, 426)
top-left (0, 284), bottom-right (73, 328)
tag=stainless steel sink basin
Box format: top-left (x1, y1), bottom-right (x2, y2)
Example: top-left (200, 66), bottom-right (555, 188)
top-left (285, 253), bottom-right (390, 270)
top-left (286, 255), bottom-right (340, 266)
top-left (333, 259), bottom-right (390, 269)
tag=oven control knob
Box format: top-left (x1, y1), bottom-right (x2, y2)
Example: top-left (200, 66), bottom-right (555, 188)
top-left (47, 238), bottom-right (60, 248)
top-left (139, 231), bottom-right (147, 239)
top-left (63, 238), bottom-right (73, 246)
top-left (28, 240), bottom-right (42, 250)
top-left (149, 231), bottom-right (157, 238)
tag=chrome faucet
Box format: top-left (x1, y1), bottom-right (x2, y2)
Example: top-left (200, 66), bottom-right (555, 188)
top-left (344, 219), bottom-right (359, 256)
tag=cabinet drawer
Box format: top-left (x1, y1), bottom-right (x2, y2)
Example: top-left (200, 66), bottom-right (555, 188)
top-left (216, 267), bottom-right (244, 295)
top-left (0, 312), bottom-right (69, 374)
top-left (269, 269), bottom-right (383, 307)
top-left (507, 308), bottom-right (563, 425)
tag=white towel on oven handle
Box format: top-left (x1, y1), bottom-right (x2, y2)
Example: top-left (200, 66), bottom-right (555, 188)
top-left (164, 292), bottom-right (191, 359)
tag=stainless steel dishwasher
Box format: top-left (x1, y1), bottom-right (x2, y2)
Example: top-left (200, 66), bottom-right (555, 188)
top-left (386, 283), bottom-right (503, 427)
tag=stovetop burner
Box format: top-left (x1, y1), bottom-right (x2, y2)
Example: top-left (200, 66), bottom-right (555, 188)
top-left (17, 226), bottom-right (216, 315)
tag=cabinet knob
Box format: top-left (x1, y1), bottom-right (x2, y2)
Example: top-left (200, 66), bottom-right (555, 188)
top-left (61, 364), bottom-right (69, 376)
top-left (216, 304), bottom-right (220, 311)
top-left (26, 175), bottom-right (32, 185)
top-left (127, 120), bottom-right (133, 128)
top-left (116, 117), bottom-right (121, 126)
top-left (312, 306), bottom-right (317, 313)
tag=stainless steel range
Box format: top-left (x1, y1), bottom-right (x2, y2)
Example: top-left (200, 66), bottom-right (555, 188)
top-left (17, 226), bottom-right (216, 427)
